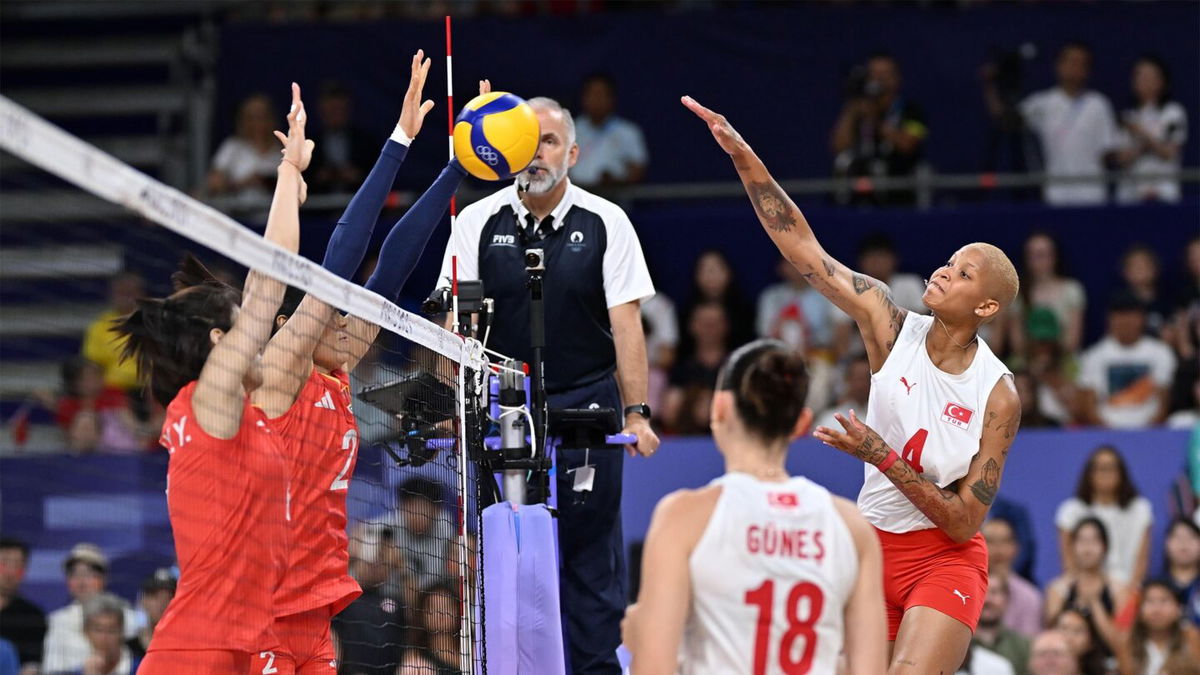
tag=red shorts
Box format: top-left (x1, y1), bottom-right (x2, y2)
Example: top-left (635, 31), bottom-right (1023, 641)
top-left (875, 526), bottom-right (989, 641)
top-left (141, 649), bottom-right (251, 674)
top-left (250, 608), bottom-right (337, 675)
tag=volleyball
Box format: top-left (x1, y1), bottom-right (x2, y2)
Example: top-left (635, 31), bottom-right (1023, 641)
top-left (453, 92), bottom-right (540, 181)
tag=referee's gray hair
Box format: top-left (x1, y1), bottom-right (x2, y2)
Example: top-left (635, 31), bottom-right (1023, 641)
top-left (527, 97), bottom-right (576, 147)
top-left (82, 592), bottom-right (126, 629)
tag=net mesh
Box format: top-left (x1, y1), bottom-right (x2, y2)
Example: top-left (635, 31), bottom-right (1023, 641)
top-left (0, 95), bottom-right (489, 673)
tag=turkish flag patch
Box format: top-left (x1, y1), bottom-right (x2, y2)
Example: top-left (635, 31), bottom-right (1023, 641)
top-left (768, 492), bottom-right (799, 509)
top-left (941, 402), bottom-right (974, 429)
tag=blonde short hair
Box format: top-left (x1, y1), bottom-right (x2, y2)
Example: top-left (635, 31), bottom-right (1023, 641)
top-left (964, 242), bottom-right (1020, 308)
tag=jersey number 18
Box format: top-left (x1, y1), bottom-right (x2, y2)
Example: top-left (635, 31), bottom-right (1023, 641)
top-left (744, 579), bottom-right (825, 674)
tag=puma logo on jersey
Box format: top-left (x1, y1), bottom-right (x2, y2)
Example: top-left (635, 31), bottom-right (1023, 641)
top-left (954, 589), bottom-right (970, 605)
top-left (900, 377), bottom-right (916, 395)
top-left (314, 391), bottom-right (337, 410)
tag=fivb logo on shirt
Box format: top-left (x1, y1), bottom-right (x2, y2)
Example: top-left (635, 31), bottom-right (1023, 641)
top-left (941, 402), bottom-right (974, 429)
top-left (491, 234), bottom-right (517, 247)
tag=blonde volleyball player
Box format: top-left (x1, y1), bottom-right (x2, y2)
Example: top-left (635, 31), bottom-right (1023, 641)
top-left (623, 339), bottom-right (887, 675)
top-left (682, 96), bottom-right (1021, 674)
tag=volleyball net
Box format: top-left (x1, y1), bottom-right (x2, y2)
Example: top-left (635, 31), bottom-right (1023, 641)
top-left (0, 95), bottom-right (490, 673)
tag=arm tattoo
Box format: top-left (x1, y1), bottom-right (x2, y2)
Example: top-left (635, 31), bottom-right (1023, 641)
top-left (852, 273), bottom-right (874, 295)
top-left (969, 458), bottom-right (1001, 506)
top-left (885, 457), bottom-right (967, 530)
top-left (985, 407), bottom-right (1022, 441)
top-left (822, 256), bottom-right (835, 277)
top-left (852, 429), bottom-right (892, 466)
top-left (745, 181), bottom-right (797, 233)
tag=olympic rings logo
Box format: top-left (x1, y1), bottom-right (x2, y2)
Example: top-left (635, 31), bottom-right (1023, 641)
top-left (476, 145), bottom-right (499, 165)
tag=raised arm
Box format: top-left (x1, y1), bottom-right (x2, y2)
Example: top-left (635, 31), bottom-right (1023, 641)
top-left (681, 96), bottom-right (906, 371)
top-left (195, 83), bottom-right (311, 438)
top-left (256, 52), bottom-right (434, 416)
top-left (816, 375), bottom-right (1021, 543)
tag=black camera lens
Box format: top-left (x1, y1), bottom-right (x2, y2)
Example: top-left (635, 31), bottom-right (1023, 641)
top-left (525, 252), bottom-right (541, 267)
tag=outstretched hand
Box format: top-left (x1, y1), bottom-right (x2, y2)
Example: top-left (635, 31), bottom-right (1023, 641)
top-left (399, 50), bottom-right (436, 139)
top-left (813, 409), bottom-right (892, 466)
top-left (274, 82), bottom-right (315, 172)
top-left (681, 95), bottom-right (748, 156)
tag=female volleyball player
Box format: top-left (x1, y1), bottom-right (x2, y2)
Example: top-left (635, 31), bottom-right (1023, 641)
top-left (116, 83), bottom-right (312, 674)
top-left (682, 96), bottom-right (1022, 675)
top-left (248, 53), bottom-right (474, 675)
top-left (622, 339), bottom-right (885, 674)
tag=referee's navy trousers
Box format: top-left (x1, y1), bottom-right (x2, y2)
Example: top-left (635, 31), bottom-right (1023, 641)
top-left (549, 374), bottom-right (626, 675)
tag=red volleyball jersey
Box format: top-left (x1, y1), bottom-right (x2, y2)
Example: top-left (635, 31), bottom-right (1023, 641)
top-left (269, 368), bottom-right (362, 617)
top-left (148, 381), bottom-right (289, 653)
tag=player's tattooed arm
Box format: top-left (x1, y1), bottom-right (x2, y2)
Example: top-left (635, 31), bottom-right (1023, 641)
top-left (815, 376), bottom-right (1019, 543)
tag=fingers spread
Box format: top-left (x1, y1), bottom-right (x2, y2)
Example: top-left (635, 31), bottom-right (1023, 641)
top-left (420, 100), bottom-right (435, 115)
top-left (273, 130), bottom-right (287, 145)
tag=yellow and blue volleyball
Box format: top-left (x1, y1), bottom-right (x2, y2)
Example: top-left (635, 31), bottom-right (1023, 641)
top-left (453, 92), bottom-right (540, 181)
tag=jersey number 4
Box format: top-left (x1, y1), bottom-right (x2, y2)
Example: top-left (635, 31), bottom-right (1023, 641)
top-left (901, 428), bottom-right (928, 474)
top-left (330, 429), bottom-right (358, 491)
top-left (744, 580), bottom-right (825, 675)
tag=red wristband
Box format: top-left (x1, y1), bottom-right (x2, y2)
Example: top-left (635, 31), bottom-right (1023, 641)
top-left (876, 450), bottom-right (900, 473)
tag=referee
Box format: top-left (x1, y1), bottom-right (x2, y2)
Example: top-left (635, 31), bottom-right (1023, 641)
top-left (436, 96), bottom-right (660, 674)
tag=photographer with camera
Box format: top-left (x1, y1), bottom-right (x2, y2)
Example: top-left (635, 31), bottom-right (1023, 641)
top-left (434, 95), bottom-right (659, 675)
top-left (830, 52), bottom-right (929, 205)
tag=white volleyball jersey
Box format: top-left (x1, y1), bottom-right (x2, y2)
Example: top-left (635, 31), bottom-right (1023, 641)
top-left (858, 312), bottom-right (1011, 533)
top-left (682, 473), bottom-right (858, 675)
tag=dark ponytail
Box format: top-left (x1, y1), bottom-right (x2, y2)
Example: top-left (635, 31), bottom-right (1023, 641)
top-left (717, 339), bottom-right (809, 442)
top-left (114, 255), bottom-right (241, 406)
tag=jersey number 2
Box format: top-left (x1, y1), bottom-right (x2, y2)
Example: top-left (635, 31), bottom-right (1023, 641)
top-left (901, 428), bottom-right (928, 474)
top-left (745, 580), bottom-right (825, 674)
top-left (330, 429), bottom-right (358, 491)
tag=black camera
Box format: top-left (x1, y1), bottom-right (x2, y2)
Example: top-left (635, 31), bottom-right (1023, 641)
top-left (422, 280), bottom-right (486, 317)
top-left (525, 248), bottom-right (545, 272)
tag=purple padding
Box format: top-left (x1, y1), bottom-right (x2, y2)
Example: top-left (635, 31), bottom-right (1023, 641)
top-left (515, 505), bottom-right (565, 674)
top-left (482, 503), bottom-right (565, 675)
top-left (483, 504), bottom-right (519, 675)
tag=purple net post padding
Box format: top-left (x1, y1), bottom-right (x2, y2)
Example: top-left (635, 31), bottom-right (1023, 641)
top-left (482, 502), bottom-right (565, 675)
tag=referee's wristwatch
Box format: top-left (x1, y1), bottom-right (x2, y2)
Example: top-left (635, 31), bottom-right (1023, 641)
top-left (624, 403), bottom-right (652, 422)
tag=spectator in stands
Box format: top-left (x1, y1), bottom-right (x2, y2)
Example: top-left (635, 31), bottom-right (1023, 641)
top-left (1117, 244), bottom-right (1171, 338)
top-left (42, 545), bottom-right (135, 673)
top-left (1165, 237), bottom-right (1200, 421)
top-left (1012, 369), bottom-right (1060, 428)
top-left (1028, 631), bottom-right (1080, 675)
top-left (308, 81), bottom-right (375, 195)
top-left (1026, 331), bottom-right (1083, 426)
top-left (956, 643), bottom-right (1015, 675)
top-left (1162, 519), bottom-right (1200, 626)
top-left (58, 592), bottom-right (139, 675)
top-left (663, 302), bottom-right (729, 435)
top-left (1078, 292), bottom-right (1176, 428)
top-left (830, 52), bottom-right (928, 205)
top-left (398, 583), bottom-right (461, 675)
top-left (1000, 231), bottom-right (1086, 359)
top-left (335, 526), bottom-right (404, 675)
top-left (1057, 446), bottom-right (1153, 585)
top-left (1052, 607), bottom-right (1113, 675)
top-left (124, 569), bottom-right (174, 660)
top-left (54, 357), bottom-right (143, 454)
top-left (990, 498), bottom-right (1040, 584)
top-left (206, 93), bottom-right (282, 199)
top-left (858, 233), bottom-right (927, 313)
top-left (1016, 42), bottom-right (1119, 206)
top-left (983, 518), bottom-right (1043, 638)
top-left (640, 267), bottom-right (678, 418)
top-left (1166, 380), bottom-right (1200, 429)
top-left (814, 355), bottom-right (870, 432)
top-left (757, 257), bottom-right (841, 412)
top-left (1117, 580), bottom-right (1200, 675)
top-left (81, 273), bottom-right (144, 394)
top-left (972, 575), bottom-right (1031, 674)
top-left (570, 73), bottom-right (648, 187)
top-left (1045, 518), bottom-right (1125, 654)
top-left (1115, 56), bottom-right (1189, 204)
top-left (0, 537), bottom-right (46, 673)
top-left (679, 250), bottom-right (754, 358)
top-left (387, 478), bottom-right (453, 594)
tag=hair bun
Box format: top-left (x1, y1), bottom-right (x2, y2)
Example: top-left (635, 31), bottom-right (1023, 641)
top-left (732, 344), bottom-right (810, 441)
